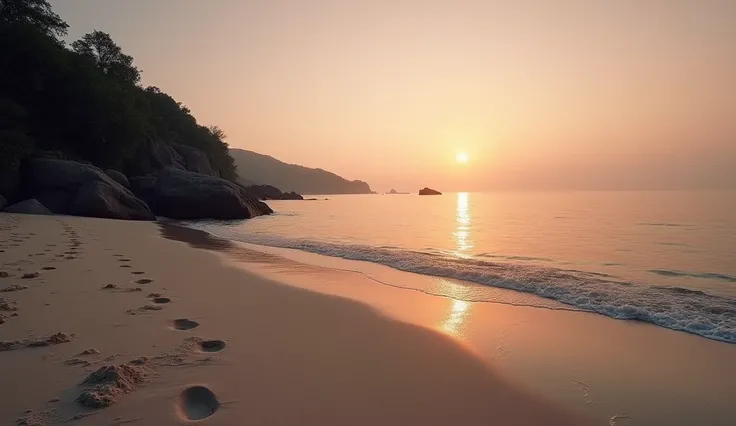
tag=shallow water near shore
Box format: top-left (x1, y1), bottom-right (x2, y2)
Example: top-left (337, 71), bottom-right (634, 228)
top-left (183, 190), bottom-right (736, 343)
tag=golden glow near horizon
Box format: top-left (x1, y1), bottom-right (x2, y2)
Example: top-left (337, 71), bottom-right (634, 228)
top-left (53, 1), bottom-right (736, 191)
top-left (455, 152), bottom-right (469, 164)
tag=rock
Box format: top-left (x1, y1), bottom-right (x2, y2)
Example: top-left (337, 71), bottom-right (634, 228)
top-left (172, 144), bottom-right (216, 176)
top-left (33, 190), bottom-right (71, 213)
top-left (0, 166), bottom-right (21, 205)
top-left (3, 199), bottom-right (53, 215)
top-left (387, 189), bottom-right (408, 195)
top-left (69, 181), bottom-right (155, 221)
top-left (135, 168), bottom-right (272, 220)
top-left (128, 175), bottom-right (157, 202)
top-left (0, 194), bottom-right (6, 211)
top-left (131, 141), bottom-right (217, 177)
top-left (281, 191), bottom-right (303, 200)
top-left (243, 184), bottom-right (283, 200)
top-left (243, 184), bottom-right (303, 200)
top-left (22, 158), bottom-right (154, 221)
top-left (418, 187), bottom-right (442, 195)
top-left (105, 170), bottom-right (130, 188)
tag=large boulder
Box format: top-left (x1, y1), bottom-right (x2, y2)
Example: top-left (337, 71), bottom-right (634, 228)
top-left (418, 187), bottom-right (442, 195)
top-left (69, 181), bottom-right (155, 221)
top-left (172, 144), bottom-right (216, 176)
top-left (21, 158), bottom-right (154, 221)
top-left (3, 199), bottom-right (52, 215)
top-left (105, 169), bottom-right (130, 188)
top-left (131, 141), bottom-right (217, 177)
top-left (134, 168), bottom-right (272, 220)
top-left (0, 166), bottom-right (21, 204)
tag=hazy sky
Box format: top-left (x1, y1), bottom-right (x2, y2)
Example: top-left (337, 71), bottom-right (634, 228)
top-left (51, 0), bottom-right (736, 191)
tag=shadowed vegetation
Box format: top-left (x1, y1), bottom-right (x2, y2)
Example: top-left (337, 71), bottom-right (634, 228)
top-left (0, 0), bottom-right (237, 181)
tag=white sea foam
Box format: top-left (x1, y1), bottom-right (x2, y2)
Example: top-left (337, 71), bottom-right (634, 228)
top-left (184, 221), bottom-right (736, 344)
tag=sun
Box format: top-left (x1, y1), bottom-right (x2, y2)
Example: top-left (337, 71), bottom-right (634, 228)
top-left (455, 152), bottom-right (469, 164)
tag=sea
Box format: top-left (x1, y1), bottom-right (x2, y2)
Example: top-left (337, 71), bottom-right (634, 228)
top-left (182, 191), bottom-right (736, 344)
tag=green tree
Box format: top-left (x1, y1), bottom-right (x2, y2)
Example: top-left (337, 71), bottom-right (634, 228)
top-left (72, 30), bottom-right (141, 85)
top-left (0, 0), bottom-right (68, 37)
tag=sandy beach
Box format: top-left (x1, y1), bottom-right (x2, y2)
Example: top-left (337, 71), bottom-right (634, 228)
top-left (2, 213), bottom-right (735, 426)
top-left (0, 212), bottom-right (591, 426)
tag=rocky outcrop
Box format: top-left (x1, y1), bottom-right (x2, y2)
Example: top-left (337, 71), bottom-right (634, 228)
top-left (131, 141), bottom-right (217, 177)
top-left (243, 184), bottom-right (304, 200)
top-left (281, 191), bottom-right (303, 200)
top-left (0, 167), bottom-right (21, 205)
top-left (105, 169), bottom-right (130, 188)
top-left (418, 187), bottom-right (442, 195)
top-left (171, 144), bottom-right (215, 176)
top-left (131, 168), bottom-right (272, 220)
top-left (21, 158), bottom-right (155, 220)
top-left (3, 199), bottom-right (52, 215)
top-left (69, 181), bottom-right (154, 221)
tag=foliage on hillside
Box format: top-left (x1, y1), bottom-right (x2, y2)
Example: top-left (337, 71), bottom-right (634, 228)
top-left (0, 0), bottom-right (237, 181)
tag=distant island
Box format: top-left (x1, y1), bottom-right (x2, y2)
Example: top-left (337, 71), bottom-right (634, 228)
top-left (230, 149), bottom-right (375, 195)
top-left (419, 187), bottom-right (442, 195)
top-left (388, 189), bottom-right (410, 194)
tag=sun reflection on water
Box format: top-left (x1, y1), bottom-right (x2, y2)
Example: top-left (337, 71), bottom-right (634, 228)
top-left (453, 192), bottom-right (473, 258)
top-left (440, 298), bottom-right (472, 337)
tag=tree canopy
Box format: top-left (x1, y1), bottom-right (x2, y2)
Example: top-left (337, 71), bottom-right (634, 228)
top-left (0, 0), bottom-right (67, 37)
top-left (72, 30), bottom-right (141, 85)
top-left (0, 0), bottom-right (237, 181)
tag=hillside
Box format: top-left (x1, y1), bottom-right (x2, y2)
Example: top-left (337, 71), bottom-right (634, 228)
top-left (230, 149), bottom-right (374, 195)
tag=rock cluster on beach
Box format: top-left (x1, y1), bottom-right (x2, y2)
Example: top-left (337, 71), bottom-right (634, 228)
top-left (1, 156), bottom-right (273, 221)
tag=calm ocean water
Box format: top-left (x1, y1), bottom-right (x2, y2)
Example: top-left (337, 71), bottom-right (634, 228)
top-left (184, 191), bottom-right (736, 343)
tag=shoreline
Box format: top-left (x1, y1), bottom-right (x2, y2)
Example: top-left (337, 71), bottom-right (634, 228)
top-left (0, 213), bottom-right (591, 425)
top-left (167, 221), bottom-right (736, 426)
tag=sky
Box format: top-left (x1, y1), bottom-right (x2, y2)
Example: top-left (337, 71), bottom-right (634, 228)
top-left (50, 0), bottom-right (736, 191)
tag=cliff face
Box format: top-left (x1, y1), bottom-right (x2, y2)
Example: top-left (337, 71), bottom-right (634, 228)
top-left (230, 149), bottom-right (374, 195)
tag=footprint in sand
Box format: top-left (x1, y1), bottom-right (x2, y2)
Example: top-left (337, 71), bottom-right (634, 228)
top-left (152, 297), bottom-right (171, 304)
top-left (199, 340), bottom-right (226, 353)
top-left (120, 265), bottom-right (131, 268)
top-left (118, 259), bottom-right (131, 262)
top-left (41, 267), bottom-right (56, 271)
top-left (177, 386), bottom-right (220, 420)
top-left (21, 272), bottom-right (40, 279)
top-left (135, 279), bottom-right (153, 285)
top-left (172, 319), bottom-right (199, 331)
top-left (131, 271), bottom-right (145, 275)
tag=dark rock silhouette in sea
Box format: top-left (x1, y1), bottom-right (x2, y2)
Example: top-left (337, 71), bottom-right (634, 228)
top-left (244, 184), bottom-right (304, 200)
top-left (388, 189), bottom-right (409, 195)
top-left (418, 187), bottom-right (442, 195)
